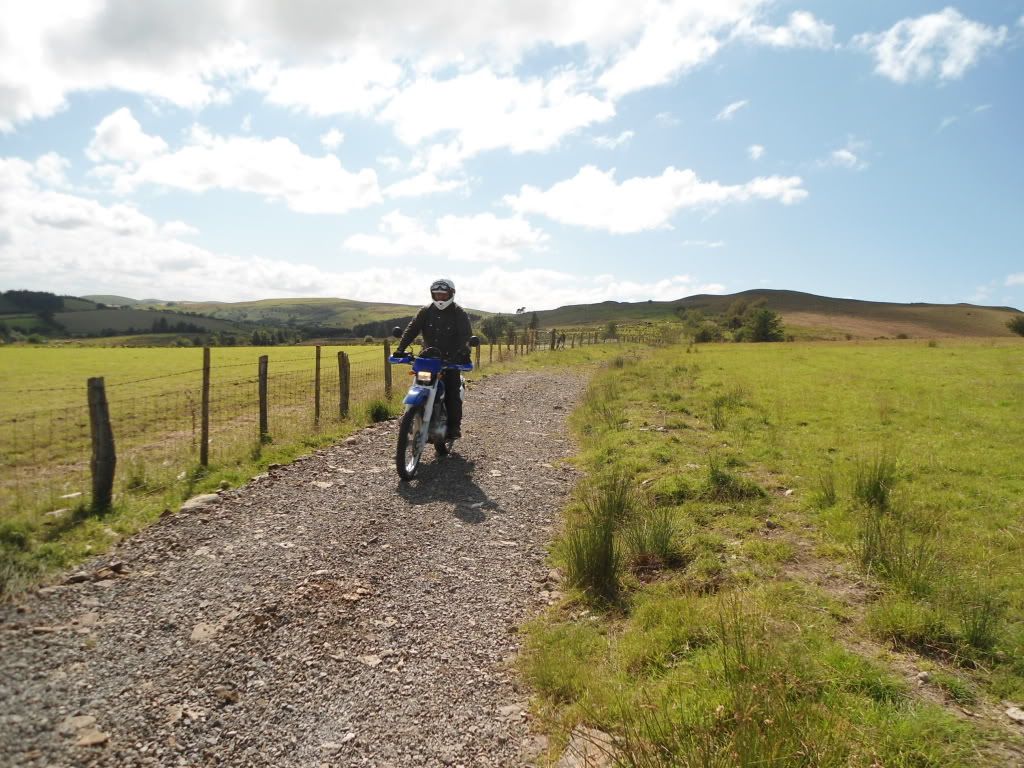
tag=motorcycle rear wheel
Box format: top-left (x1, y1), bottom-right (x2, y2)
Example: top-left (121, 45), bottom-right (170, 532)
top-left (396, 407), bottom-right (425, 480)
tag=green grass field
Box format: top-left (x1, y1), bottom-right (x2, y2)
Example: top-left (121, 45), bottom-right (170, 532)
top-left (524, 338), bottom-right (1024, 766)
top-left (0, 344), bottom-right (388, 417)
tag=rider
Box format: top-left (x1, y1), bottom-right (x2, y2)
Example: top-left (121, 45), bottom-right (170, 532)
top-left (395, 278), bottom-right (473, 439)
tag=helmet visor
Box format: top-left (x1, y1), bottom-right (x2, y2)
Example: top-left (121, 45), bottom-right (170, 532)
top-left (431, 289), bottom-right (452, 302)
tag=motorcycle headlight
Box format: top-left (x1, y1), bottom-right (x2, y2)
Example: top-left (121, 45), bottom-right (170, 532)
top-left (415, 371), bottom-right (434, 384)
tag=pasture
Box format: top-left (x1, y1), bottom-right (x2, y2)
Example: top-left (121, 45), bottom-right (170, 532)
top-left (525, 338), bottom-right (1024, 765)
top-left (0, 344), bottom-right (387, 418)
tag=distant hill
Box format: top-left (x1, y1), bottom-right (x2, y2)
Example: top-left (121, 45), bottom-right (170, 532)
top-left (155, 297), bottom-right (493, 332)
top-left (80, 295), bottom-right (164, 308)
top-left (533, 289), bottom-right (1021, 339)
top-left (49, 289), bottom-right (1023, 341)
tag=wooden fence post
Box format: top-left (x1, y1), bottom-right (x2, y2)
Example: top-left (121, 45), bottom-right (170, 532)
top-left (87, 377), bottom-right (116, 510)
top-left (338, 351), bottom-right (350, 418)
top-left (383, 340), bottom-right (393, 398)
top-left (549, 328), bottom-right (556, 351)
top-left (200, 347), bottom-right (210, 466)
top-left (474, 342), bottom-right (480, 369)
top-left (314, 345), bottom-right (322, 425)
top-left (489, 341), bottom-right (493, 364)
top-left (258, 355), bottom-right (269, 441)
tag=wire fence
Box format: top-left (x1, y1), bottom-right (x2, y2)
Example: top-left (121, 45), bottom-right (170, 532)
top-left (1, 328), bottom-right (645, 519)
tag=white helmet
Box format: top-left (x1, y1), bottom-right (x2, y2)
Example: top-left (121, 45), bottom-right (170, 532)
top-left (430, 278), bottom-right (456, 310)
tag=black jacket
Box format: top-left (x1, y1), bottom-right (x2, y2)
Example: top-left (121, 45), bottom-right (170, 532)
top-left (398, 303), bottom-right (473, 361)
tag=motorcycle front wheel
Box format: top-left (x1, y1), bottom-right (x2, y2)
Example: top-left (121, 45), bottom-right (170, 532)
top-left (396, 407), bottom-right (425, 480)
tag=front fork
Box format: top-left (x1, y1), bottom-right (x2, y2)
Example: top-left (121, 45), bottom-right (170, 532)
top-left (405, 384), bottom-right (438, 454)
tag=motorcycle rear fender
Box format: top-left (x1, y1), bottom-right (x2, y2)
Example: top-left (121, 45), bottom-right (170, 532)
top-left (403, 386), bottom-right (430, 407)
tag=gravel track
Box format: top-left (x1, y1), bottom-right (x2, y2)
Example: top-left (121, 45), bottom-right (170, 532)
top-left (1, 370), bottom-right (586, 767)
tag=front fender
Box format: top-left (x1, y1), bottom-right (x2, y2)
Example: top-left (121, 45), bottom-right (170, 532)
top-left (403, 386), bottom-right (429, 407)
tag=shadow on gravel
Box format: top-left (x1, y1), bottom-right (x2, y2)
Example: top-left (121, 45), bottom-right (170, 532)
top-left (396, 454), bottom-right (503, 524)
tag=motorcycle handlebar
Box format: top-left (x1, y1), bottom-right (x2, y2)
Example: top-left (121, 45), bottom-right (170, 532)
top-left (388, 354), bottom-right (473, 371)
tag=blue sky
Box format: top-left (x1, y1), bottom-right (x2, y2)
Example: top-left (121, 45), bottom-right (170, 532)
top-left (0, 1), bottom-right (1021, 312)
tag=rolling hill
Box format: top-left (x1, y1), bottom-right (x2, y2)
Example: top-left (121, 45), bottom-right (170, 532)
top-left (532, 289), bottom-right (1022, 339)
top-left (42, 290), bottom-right (1023, 341)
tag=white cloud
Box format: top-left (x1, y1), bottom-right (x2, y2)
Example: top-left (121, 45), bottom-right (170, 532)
top-left (248, 51), bottom-right (401, 116)
top-left (32, 152), bottom-right (71, 187)
top-left (655, 112), bottom-right (681, 126)
top-left (320, 128), bottom-right (345, 150)
top-left (938, 115), bottom-right (959, 131)
top-left (681, 240), bottom-right (724, 248)
top-left (747, 144), bottom-right (765, 160)
top-left (383, 172), bottom-right (466, 199)
top-left (377, 155), bottom-right (404, 171)
top-left (344, 211), bottom-right (547, 263)
top-left (733, 11), bottom-right (835, 49)
top-left (86, 108), bottom-right (169, 165)
top-left (596, 1), bottom-right (758, 99)
top-left (593, 130), bottom-right (635, 149)
top-left (716, 99), bottom-right (749, 121)
top-left (88, 110), bottom-right (381, 214)
top-left (1007, 274), bottom-right (1024, 287)
top-left (378, 68), bottom-right (614, 167)
top-left (506, 165), bottom-right (806, 234)
top-left (855, 8), bottom-right (1008, 83)
top-left (241, 114), bottom-right (253, 132)
top-left (821, 137), bottom-right (868, 170)
top-left (1, 155), bottom-right (729, 311)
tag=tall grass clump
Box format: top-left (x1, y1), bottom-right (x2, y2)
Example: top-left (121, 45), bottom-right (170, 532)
top-left (852, 453), bottom-right (898, 510)
top-left (609, 600), bottom-right (846, 767)
top-left (578, 379), bottom-right (623, 432)
top-left (814, 467), bottom-right (837, 508)
top-left (624, 506), bottom-right (680, 571)
top-left (563, 472), bottom-right (637, 601)
top-left (953, 574), bottom-right (1008, 653)
top-left (858, 505), bottom-right (940, 597)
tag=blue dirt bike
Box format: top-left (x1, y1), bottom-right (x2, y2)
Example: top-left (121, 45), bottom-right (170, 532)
top-left (388, 336), bottom-right (479, 480)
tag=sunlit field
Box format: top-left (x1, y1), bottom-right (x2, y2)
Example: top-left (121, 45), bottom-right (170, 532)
top-left (525, 338), bottom-right (1024, 766)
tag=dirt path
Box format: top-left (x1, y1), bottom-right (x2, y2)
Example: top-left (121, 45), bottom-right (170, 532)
top-left (0, 370), bottom-right (587, 768)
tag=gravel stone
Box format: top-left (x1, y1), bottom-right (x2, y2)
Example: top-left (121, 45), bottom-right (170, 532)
top-left (0, 370), bottom-right (585, 767)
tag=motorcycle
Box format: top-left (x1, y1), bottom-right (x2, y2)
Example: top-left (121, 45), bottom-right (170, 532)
top-left (388, 330), bottom-right (479, 480)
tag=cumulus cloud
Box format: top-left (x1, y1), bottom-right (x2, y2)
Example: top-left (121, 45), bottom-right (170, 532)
top-left (593, 130), bottom-right (635, 149)
top-left (505, 165), bottom-right (806, 233)
top-left (32, 152), bottom-right (71, 187)
top-left (747, 144), bottom-right (765, 160)
top-left (1, 154), bottom-right (729, 310)
top-left (378, 68), bottom-right (614, 166)
top-left (344, 211), bottom-right (547, 263)
top-left (383, 172), bottom-right (466, 199)
top-left (87, 109), bottom-right (381, 214)
top-left (320, 128), bottom-right (345, 150)
top-left (247, 51), bottom-right (401, 116)
top-left (716, 99), bottom-right (749, 121)
top-left (87, 108), bottom-right (169, 165)
top-left (733, 11), bottom-right (835, 49)
top-left (854, 8), bottom-right (1008, 83)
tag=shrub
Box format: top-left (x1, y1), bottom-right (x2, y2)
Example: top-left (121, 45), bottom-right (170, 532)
top-left (1007, 315), bottom-right (1024, 336)
top-left (365, 398), bottom-right (393, 422)
top-left (363, 335), bottom-right (375, 344)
